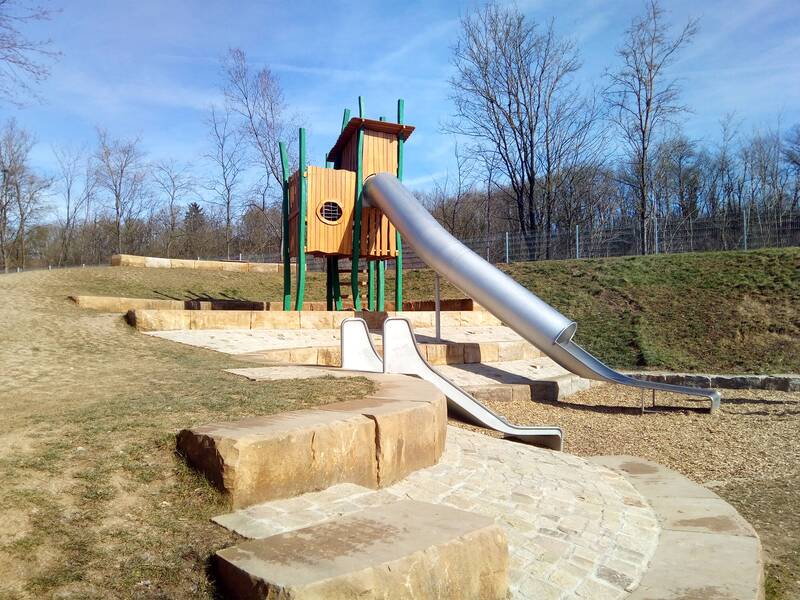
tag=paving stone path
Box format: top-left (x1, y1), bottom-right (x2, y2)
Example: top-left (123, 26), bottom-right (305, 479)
top-left (215, 426), bottom-right (660, 599)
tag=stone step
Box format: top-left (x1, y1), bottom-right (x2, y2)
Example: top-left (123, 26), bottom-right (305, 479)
top-left (129, 308), bottom-right (502, 332)
top-left (439, 359), bottom-right (602, 402)
top-left (240, 338), bottom-right (543, 368)
top-left (214, 500), bottom-right (508, 600)
top-left (177, 375), bottom-right (446, 508)
top-left (589, 455), bottom-right (763, 600)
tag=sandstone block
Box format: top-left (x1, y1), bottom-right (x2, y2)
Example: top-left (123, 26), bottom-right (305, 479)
top-left (288, 347), bottom-right (320, 365)
top-left (257, 349), bottom-right (293, 363)
top-left (131, 309), bottom-right (191, 331)
top-left (143, 256), bottom-right (171, 269)
top-left (440, 312), bottom-right (465, 327)
top-left (215, 500), bottom-right (508, 600)
top-left (424, 343), bottom-right (449, 365)
top-left (464, 385), bottom-right (513, 403)
top-left (194, 259), bottom-right (225, 271)
top-left (330, 311), bottom-right (357, 328)
top-left (190, 310), bottom-right (251, 330)
top-left (446, 343), bottom-right (465, 364)
top-left (300, 311), bottom-right (334, 329)
top-left (463, 342), bottom-right (499, 364)
top-left (317, 347), bottom-right (342, 367)
top-left (169, 258), bottom-right (195, 269)
top-left (498, 341), bottom-right (524, 362)
top-left (322, 393), bottom-right (447, 486)
top-left (247, 262), bottom-right (280, 273)
top-left (177, 409), bottom-right (378, 508)
top-left (250, 311), bottom-right (301, 329)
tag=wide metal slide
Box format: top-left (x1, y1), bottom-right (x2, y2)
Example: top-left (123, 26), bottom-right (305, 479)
top-left (340, 317), bottom-right (564, 450)
top-left (363, 173), bottom-right (721, 412)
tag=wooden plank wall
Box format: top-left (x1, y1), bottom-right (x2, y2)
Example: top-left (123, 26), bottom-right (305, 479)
top-left (360, 130), bottom-right (399, 258)
top-left (306, 166), bottom-right (355, 256)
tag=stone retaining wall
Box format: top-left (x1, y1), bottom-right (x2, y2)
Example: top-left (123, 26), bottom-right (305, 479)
top-left (127, 308), bottom-right (501, 332)
top-left (111, 253), bottom-right (280, 273)
top-left (627, 371), bottom-right (800, 392)
top-left (70, 295), bottom-right (266, 313)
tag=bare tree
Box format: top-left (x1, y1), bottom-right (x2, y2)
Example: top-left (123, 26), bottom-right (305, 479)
top-left (223, 48), bottom-right (292, 214)
top-left (605, 0), bottom-right (698, 254)
top-left (0, 118), bottom-right (33, 270)
top-left (425, 142), bottom-right (478, 236)
top-left (151, 159), bottom-right (194, 258)
top-left (52, 145), bottom-right (94, 265)
top-left (448, 4), bottom-right (594, 258)
top-left (0, 0), bottom-right (59, 104)
top-left (94, 129), bottom-right (147, 254)
top-left (205, 104), bottom-right (245, 259)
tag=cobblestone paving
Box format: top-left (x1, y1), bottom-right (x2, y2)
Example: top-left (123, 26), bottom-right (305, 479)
top-left (214, 426), bottom-right (660, 599)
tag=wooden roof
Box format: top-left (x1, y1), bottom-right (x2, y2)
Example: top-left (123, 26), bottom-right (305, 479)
top-left (327, 118), bottom-right (415, 163)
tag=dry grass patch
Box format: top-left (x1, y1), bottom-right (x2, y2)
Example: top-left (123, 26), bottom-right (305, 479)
top-left (0, 269), bottom-right (374, 599)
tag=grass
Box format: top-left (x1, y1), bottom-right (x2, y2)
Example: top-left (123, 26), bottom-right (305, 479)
top-left (0, 268), bottom-right (374, 599)
top-left (65, 247), bottom-right (800, 373)
top-left (1, 248), bottom-right (797, 597)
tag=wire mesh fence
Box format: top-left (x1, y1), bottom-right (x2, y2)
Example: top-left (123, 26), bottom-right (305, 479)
top-left (7, 210), bottom-right (796, 275)
top-left (400, 211), bottom-right (800, 268)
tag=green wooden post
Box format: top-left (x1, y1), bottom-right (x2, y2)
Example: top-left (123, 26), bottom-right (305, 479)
top-left (395, 99), bottom-right (405, 308)
top-left (294, 128), bottom-right (307, 311)
top-left (368, 260), bottom-right (376, 310)
top-left (280, 142), bottom-right (292, 311)
top-left (326, 258), bottom-right (335, 310)
top-left (332, 261), bottom-right (342, 310)
top-left (377, 260), bottom-right (385, 310)
top-left (341, 108), bottom-right (351, 132)
top-left (350, 131), bottom-right (364, 311)
top-left (350, 102), bottom-right (365, 310)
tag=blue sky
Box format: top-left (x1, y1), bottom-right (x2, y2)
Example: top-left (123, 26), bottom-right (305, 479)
top-left (6, 0), bottom-right (800, 196)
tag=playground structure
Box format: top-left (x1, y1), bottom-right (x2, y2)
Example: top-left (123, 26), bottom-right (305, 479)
top-left (279, 98), bottom-right (720, 432)
top-left (281, 97), bottom-right (413, 312)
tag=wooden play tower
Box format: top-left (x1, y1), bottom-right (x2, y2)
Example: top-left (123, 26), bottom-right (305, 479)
top-left (280, 97), bottom-right (414, 311)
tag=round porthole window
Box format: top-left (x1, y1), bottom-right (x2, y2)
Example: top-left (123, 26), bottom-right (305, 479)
top-left (319, 200), bottom-right (343, 224)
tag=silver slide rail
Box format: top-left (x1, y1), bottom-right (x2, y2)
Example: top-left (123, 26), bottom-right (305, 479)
top-left (364, 173), bottom-right (720, 411)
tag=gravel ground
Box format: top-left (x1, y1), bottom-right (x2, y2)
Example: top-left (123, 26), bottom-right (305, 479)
top-left (453, 384), bottom-right (800, 599)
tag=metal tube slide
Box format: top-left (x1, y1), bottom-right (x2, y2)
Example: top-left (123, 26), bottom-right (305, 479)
top-left (382, 317), bottom-right (564, 450)
top-left (364, 173), bottom-right (721, 411)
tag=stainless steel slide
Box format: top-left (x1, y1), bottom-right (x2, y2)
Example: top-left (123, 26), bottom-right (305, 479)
top-left (339, 316), bottom-right (564, 450)
top-left (381, 317), bottom-right (564, 450)
top-left (364, 173), bottom-right (721, 411)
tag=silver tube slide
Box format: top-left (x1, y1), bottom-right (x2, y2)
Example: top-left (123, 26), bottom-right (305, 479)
top-left (364, 173), bottom-right (720, 411)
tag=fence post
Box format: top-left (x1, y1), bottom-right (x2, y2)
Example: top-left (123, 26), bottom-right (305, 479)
top-left (504, 231), bottom-right (510, 264)
top-left (742, 206), bottom-right (748, 250)
top-left (575, 225), bottom-right (579, 259)
top-left (654, 217), bottom-right (659, 254)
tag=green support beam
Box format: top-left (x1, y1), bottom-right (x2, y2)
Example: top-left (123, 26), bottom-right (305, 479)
top-left (377, 260), bottom-right (385, 310)
top-left (368, 260), bottom-right (376, 310)
top-left (332, 260), bottom-right (343, 310)
top-left (279, 142), bottom-right (291, 311)
top-left (294, 128), bottom-right (307, 311)
top-left (341, 108), bottom-right (351, 132)
top-left (395, 98), bottom-right (405, 309)
top-left (326, 257), bottom-right (334, 310)
top-left (350, 100), bottom-right (365, 311)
